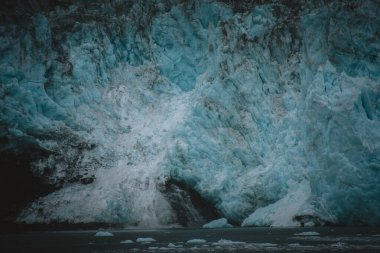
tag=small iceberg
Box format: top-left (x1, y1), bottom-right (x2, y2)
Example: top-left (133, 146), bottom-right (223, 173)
top-left (136, 237), bottom-right (156, 243)
top-left (212, 239), bottom-right (245, 246)
top-left (294, 231), bottom-right (320, 236)
top-left (94, 231), bottom-right (114, 237)
top-left (255, 243), bottom-right (278, 247)
top-left (168, 243), bottom-right (183, 248)
top-left (120, 240), bottom-right (134, 244)
top-left (203, 218), bottom-right (233, 229)
top-left (186, 239), bottom-right (207, 244)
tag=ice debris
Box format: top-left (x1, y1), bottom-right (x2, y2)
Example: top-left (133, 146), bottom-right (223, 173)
top-left (186, 239), bottom-right (207, 244)
top-left (94, 231), bottom-right (114, 237)
top-left (294, 231), bottom-right (320, 236)
top-left (136, 237), bottom-right (156, 243)
top-left (203, 218), bottom-right (233, 229)
top-left (212, 239), bottom-right (246, 246)
top-left (120, 239), bottom-right (134, 244)
top-left (168, 243), bottom-right (183, 248)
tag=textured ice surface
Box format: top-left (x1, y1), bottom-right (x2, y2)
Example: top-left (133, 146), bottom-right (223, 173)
top-left (0, 0), bottom-right (380, 227)
top-left (186, 239), bottom-right (207, 244)
top-left (294, 231), bottom-right (320, 236)
top-left (94, 231), bottom-right (114, 237)
top-left (212, 239), bottom-right (246, 246)
top-left (168, 243), bottom-right (183, 248)
top-left (120, 240), bottom-right (134, 244)
top-left (136, 238), bottom-right (156, 243)
top-left (203, 218), bottom-right (232, 228)
top-left (242, 180), bottom-right (311, 226)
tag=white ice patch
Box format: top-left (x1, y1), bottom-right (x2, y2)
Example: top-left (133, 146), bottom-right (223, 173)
top-left (168, 243), bottom-right (183, 248)
top-left (242, 181), bottom-right (311, 226)
top-left (203, 218), bottom-right (233, 229)
top-left (186, 239), bottom-right (207, 244)
top-left (212, 239), bottom-right (246, 246)
top-left (254, 243), bottom-right (278, 247)
top-left (294, 231), bottom-right (320, 236)
top-left (94, 231), bottom-right (114, 237)
top-left (136, 237), bottom-right (156, 243)
top-left (120, 239), bottom-right (134, 244)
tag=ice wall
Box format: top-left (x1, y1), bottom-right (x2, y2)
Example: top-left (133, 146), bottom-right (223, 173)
top-left (1, 0), bottom-right (379, 227)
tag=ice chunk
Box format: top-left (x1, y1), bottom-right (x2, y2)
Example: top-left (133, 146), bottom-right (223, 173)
top-left (331, 242), bottom-right (346, 248)
top-left (202, 218), bottom-right (233, 229)
top-left (136, 237), bottom-right (156, 243)
top-left (212, 239), bottom-right (246, 246)
top-left (120, 240), bottom-right (134, 244)
top-left (304, 221), bottom-right (315, 227)
top-left (242, 181), bottom-right (311, 227)
top-left (168, 243), bottom-right (183, 248)
top-left (254, 243), bottom-right (278, 247)
top-left (294, 231), bottom-right (320, 236)
top-left (186, 239), bottom-right (207, 244)
top-left (94, 231), bottom-right (114, 237)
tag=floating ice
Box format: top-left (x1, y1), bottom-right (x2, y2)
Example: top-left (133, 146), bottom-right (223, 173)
top-left (254, 243), bottom-right (278, 247)
top-left (203, 218), bottom-right (233, 229)
top-left (120, 240), bottom-right (134, 244)
top-left (212, 239), bottom-right (246, 246)
top-left (168, 243), bottom-right (183, 248)
top-left (186, 239), bottom-right (207, 244)
top-left (136, 237), bottom-right (156, 243)
top-left (94, 231), bottom-right (114, 237)
top-left (294, 231), bottom-right (320, 236)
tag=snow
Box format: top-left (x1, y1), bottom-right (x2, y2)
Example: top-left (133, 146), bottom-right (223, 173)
top-left (1, 0), bottom-right (379, 227)
top-left (294, 232), bottom-right (320, 236)
top-left (202, 218), bottom-right (232, 229)
top-left (186, 239), bottom-right (207, 244)
top-left (136, 237), bottom-right (156, 243)
top-left (94, 231), bottom-right (114, 237)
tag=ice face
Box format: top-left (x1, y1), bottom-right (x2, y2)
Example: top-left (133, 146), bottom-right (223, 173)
top-left (1, 0), bottom-right (380, 227)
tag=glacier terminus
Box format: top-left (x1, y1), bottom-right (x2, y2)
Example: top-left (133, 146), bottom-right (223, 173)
top-left (0, 0), bottom-right (380, 228)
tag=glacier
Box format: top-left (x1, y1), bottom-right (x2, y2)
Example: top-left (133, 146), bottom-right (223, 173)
top-left (0, 0), bottom-right (380, 227)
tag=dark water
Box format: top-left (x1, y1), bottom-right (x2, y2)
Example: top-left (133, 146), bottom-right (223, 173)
top-left (1, 227), bottom-right (380, 252)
